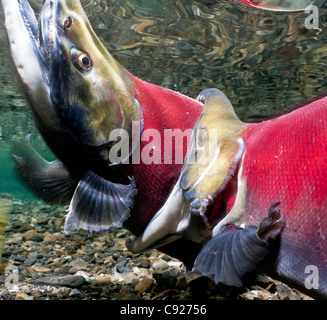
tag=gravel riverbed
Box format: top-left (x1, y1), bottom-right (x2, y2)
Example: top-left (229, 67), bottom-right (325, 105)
top-left (0, 196), bottom-right (314, 301)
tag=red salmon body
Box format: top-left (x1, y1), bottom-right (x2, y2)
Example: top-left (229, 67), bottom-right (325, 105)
top-left (241, 96), bottom-right (327, 295)
top-left (126, 75), bottom-right (203, 235)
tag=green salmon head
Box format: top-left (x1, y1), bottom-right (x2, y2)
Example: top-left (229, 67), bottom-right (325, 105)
top-left (2, 0), bottom-right (140, 231)
top-left (42, 0), bottom-right (143, 164)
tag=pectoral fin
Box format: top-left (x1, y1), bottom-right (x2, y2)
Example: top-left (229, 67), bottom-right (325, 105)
top-left (192, 202), bottom-right (286, 287)
top-left (13, 135), bottom-right (76, 203)
top-left (64, 170), bottom-right (137, 234)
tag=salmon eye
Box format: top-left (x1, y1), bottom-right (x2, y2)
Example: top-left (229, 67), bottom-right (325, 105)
top-left (71, 48), bottom-right (92, 73)
top-left (79, 54), bottom-right (92, 70)
top-left (64, 16), bottom-right (73, 29)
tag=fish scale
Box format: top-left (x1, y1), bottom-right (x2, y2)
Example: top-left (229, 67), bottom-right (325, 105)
top-left (123, 75), bottom-right (203, 235)
top-left (240, 96), bottom-right (327, 294)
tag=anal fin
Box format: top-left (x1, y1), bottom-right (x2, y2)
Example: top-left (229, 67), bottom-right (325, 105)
top-left (192, 202), bottom-right (286, 287)
top-left (64, 170), bottom-right (138, 234)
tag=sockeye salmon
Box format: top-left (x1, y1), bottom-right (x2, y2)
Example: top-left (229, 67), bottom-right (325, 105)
top-left (1, 0), bottom-right (327, 298)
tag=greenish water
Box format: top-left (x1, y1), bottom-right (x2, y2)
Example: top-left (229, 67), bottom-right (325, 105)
top-left (1, 0), bottom-right (327, 199)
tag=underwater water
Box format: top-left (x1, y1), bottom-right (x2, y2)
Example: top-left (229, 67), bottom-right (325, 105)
top-left (1, 0), bottom-right (327, 199)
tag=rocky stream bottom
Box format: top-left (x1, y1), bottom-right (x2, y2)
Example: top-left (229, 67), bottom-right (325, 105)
top-left (0, 196), bottom-right (314, 301)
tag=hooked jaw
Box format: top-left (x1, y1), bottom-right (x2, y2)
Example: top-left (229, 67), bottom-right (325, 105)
top-left (1, 0), bottom-right (58, 131)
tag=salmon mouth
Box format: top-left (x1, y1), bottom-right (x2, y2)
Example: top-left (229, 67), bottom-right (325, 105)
top-left (40, 1), bottom-right (55, 67)
top-left (14, 0), bottom-right (58, 84)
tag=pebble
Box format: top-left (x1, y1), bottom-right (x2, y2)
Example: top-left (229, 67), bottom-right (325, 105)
top-left (43, 233), bottom-right (58, 243)
top-left (153, 267), bottom-right (179, 291)
top-left (95, 274), bottom-right (112, 284)
top-left (69, 289), bottom-right (83, 298)
top-left (54, 248), bottom-right (65, 257)
top-left (138, 259), bottom-right (150, 269)
top-left (24, 252), bottom-right (42, 266)
top-left (135, 278), bottom-right (154, 293)
top-left (22, 230), bottom-right (37, 242)
top-left (15, 292), bottom-right (33, 300)
top-left (29, 266), bottom-right (51, 273)
top-left (152, 258), bottom-right (169, 271)
top-left (68, 258), bottom-right (88, 271)
top-left (29, 235), bottom-right (44, 242)
top-left (0, 199), bottom-right (316, 300)
top-left (33, 275), bottom-right (86, 287)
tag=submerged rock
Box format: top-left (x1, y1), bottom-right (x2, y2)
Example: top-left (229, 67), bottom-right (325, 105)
top-left (33, 275), bottom-right (85, 288)
top-left (135, 278), bottom-right (154, 293)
